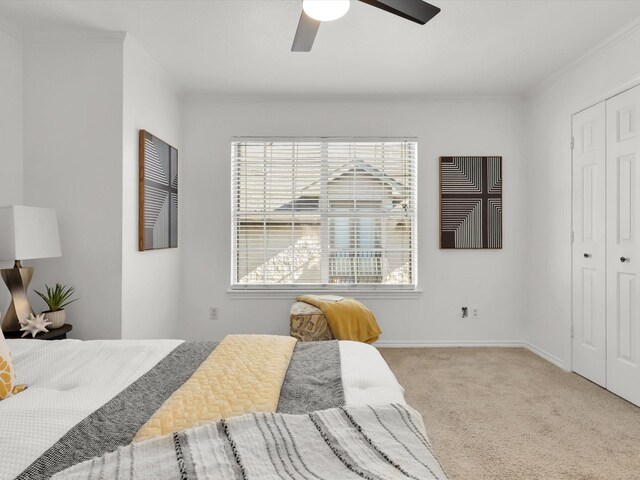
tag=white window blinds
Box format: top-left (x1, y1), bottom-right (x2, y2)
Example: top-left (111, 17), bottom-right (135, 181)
top-left (231, 138), bottom-right (417, 288)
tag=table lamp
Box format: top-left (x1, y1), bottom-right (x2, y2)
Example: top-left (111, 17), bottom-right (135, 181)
top-left (0, 206), bottom-right (61, 331)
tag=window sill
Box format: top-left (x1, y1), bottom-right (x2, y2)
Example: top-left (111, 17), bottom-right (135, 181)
top-left (226, 287), bottom-right (423, 300)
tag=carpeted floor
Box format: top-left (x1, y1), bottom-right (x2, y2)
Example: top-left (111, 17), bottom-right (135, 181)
top-left (378, 347), bottom-right (640, 480)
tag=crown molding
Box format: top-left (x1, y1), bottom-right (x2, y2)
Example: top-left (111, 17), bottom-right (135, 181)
top-left (184, 92), bottom-right (523, 104)
top-left (0, 15), bottom-right (22, 41)
top-left (22, 30), bottom-right (127, 43)
top-left (526, 16), bottom-right (640, 99)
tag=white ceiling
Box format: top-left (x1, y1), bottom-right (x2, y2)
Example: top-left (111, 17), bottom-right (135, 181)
top-left (1, 0), bottom-right (640, 96)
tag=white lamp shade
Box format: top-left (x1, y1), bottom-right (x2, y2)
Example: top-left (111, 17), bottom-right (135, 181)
top-left (0, 206), bottom-right (62, 261)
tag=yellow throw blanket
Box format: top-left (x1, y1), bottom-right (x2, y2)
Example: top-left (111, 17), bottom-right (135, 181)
top-left (134, 334), bottom-right (297, 442)
top-left (296, 295), bottom-right (381, 344)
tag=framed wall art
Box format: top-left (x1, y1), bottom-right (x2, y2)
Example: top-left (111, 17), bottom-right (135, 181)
top-left (440, 156), bottom-right (502, 249)
top-left (139, 130), bottom-right (178, 251)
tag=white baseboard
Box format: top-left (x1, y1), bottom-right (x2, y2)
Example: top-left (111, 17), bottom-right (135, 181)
top-left (374, 340), bottom-right (524, 348)
top-left (523, 343), bottom-right (567, 370)
top-left (374, 340), bottom-right (567, 371)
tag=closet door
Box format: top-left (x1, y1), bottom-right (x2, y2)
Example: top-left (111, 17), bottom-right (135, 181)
top-left (606, 85), bottom-right (640, 406)
top-left (572, 102), bottom-right (607, 387)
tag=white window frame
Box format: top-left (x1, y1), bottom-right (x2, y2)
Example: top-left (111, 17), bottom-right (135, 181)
top-left (229, 136), bottom-right (420, 297)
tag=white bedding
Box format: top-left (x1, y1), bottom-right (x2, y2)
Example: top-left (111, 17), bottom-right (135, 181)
top-left (1, 338), bottom-right (404, 480)
top-left (1, 339), bottom-right (181, 480)
top-left (339, 340), bottom-right (406, 405)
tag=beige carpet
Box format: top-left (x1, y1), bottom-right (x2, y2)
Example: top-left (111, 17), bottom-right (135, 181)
top-left (378, 347), bottom-right (640, 480)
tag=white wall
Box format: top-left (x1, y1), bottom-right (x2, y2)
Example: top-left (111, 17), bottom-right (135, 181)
top-left (121, 37), bottom-right (182, 339)
top-left (0, 25), bottom-right (22, 209)
top-left (11, 17), bottom-right (637, 351)
top-left (0, 22), bottom-right (23, 314)
top-left (22, 37), bottom-right (125, 340)
top-left (180, 98), bottom-right (527, 343)
top-left (524, 19), bottom-right (640, 367)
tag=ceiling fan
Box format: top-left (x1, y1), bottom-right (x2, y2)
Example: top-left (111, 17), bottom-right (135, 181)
top-left (292, 0), bottom-right (441, 52)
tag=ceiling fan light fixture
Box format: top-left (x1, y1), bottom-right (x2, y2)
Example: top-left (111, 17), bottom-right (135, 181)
top-left (302, 0), bottom-right (350, 22)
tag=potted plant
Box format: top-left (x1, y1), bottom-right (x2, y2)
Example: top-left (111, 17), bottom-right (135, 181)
top-left (34, 283), bottom-right (78, 329)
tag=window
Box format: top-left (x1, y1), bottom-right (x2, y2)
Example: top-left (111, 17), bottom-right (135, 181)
top-left (231, 138), bottom-right (417, 289)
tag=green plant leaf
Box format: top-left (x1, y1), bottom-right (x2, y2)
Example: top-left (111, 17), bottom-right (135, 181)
top-left (33, 283), bottom-right (78, 312)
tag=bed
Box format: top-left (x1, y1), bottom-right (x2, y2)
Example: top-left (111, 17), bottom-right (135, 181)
top-left (1, 336), bottom-right (447, 480)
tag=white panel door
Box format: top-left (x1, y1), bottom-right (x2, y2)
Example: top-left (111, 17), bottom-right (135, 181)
top-left (572, 102), bottom-right (607, 387)
top-left (606, 85), bottom-right (640, 406)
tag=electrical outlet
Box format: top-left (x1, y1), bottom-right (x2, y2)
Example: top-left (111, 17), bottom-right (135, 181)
top-left (209, 307), bottom-right (219, 321)
top-left (471, 307), bottom-right (480, 319)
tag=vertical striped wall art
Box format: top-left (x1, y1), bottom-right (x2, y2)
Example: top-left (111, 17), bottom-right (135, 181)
top-left (139, 130), bottom-right (178, 251)
top-left (439, 156), bottom-right (502, 249)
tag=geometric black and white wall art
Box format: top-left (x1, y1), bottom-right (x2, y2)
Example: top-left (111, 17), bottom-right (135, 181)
top-left (139, 130), bottom-right (178, 251)
top-left (440, 156), bottom-right (502, 249)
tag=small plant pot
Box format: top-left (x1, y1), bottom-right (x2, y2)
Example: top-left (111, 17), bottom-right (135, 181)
top-left (43, 310), bottom-right (66, 329)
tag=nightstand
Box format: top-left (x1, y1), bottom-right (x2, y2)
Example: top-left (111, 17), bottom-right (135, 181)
top-left (3, 324), bottom-right (73, 340)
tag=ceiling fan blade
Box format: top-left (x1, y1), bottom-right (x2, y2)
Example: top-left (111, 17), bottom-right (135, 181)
top-left (359, 0), bottom-right (441, 25)
top-left (292, 11), bottom-right (321, 52)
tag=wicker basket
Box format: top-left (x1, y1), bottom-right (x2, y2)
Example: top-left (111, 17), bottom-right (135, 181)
top-left (290, 302), bottom-right (335, 342)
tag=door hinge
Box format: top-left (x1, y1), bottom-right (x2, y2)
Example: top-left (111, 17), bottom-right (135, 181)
top-left (571, 325), bottom-right (574, 338)
top-left (571, 230), bottom-right (575, 243)
top-left (571, 137), bottom-right (575, 150)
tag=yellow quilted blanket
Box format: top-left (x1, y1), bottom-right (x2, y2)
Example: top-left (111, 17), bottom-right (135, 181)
top-left (134, 334), bottom-right (297, 442)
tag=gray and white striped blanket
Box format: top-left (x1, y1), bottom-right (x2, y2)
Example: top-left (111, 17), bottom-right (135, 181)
top-left (53, 404), bottom-right (448, 480)
top-left (17, 341), bottom-right (345, 479)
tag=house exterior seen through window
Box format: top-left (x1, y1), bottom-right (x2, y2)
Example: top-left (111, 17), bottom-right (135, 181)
top-left (231, 138), bottom-right (417, 288)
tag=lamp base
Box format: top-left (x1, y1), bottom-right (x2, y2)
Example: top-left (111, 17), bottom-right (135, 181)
top-left (1, 263), bottom-right (34, 332)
